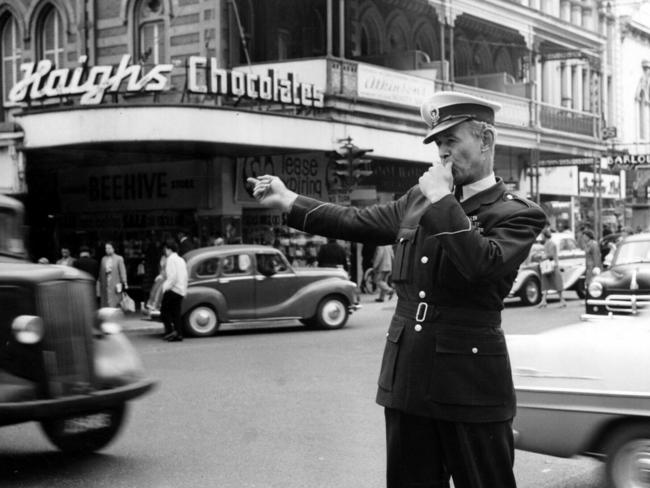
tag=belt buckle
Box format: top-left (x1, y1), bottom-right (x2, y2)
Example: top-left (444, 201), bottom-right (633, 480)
top-left (415, 302), bottom-right (428, 322)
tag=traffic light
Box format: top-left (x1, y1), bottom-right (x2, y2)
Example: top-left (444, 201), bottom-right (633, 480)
top-left (327, 137), bottom-right (374, 189)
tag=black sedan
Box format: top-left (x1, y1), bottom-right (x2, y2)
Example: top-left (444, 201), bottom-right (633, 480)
top-left (586, 232), bottom-right (650, 315)
top-left (176, 245), bottom-right (361, 337)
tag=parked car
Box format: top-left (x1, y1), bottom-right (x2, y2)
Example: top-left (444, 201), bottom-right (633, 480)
top-left (508, 313), bottom-right (650, 488)
top-left (150, 245), bottom-right (361, 337)
top-left (508, 232), bottom-right (586, 305)
top-left (586, 232), bottom-right (650, 315)
top-left (0, 195), bottom-right (156, 453)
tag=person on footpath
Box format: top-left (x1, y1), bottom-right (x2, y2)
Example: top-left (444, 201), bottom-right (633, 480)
top-left (247, 91), bottom-right (546, 488)
top-left (161, 239), bottom-right (188, 342)
top-left (98, 242), bottom-right (128, 308)
top-left (582, 229), bottom-right (602, 287)
top-left (56, 247), bottom-right (76, 267)
top-left (317, 237), bottom-right (348, 271)
top-left (538, 227), bottom-right (566, 308)
top-left (373, 244), bottom-right (394, 302)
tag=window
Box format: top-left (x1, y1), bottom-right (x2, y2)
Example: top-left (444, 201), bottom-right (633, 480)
top-left (136, 0), bottom-right (165, 65)
top-left (40, 6), bottom-right (64, 67)
top-left (221, 254), bottom-right (252, 275)
top-left (256, 253), bottom-right (289, 275)
top-left (195, 258), bottom-right (220, 277)
top-left (1, 16), bottom-right (20, 102)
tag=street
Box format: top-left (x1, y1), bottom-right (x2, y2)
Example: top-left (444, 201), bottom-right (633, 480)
top-left (0, 294), bottom-right (607, 488)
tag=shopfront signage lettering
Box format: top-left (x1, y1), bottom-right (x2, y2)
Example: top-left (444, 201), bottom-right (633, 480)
top-left (605, 154), bottom-right (650, 170)
top-left (8, 55), bottom-right (173, 105)
top-left (88, 172), bottom-right (170, 202)
top-left (187, 56), bottom-right (324, 108)
top-left (357, 63), bottom-right (435, 107)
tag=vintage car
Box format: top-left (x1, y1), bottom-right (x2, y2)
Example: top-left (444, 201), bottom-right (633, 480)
top-left (508, 232), bottom-right (586, 305)
top-left (586, 232), bottom-right (650, 315)
top-left (154, 245), bottom-right (361, 337)
top-left (508, 314), bottom-right (650, 488)
top-left (0, 195), bottom-right (156, 453)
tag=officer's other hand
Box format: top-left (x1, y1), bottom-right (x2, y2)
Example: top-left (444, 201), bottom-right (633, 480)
top-left (419, 162), bottom-right (453, 203)
top-left (246, 175), bottom-right (298, 212)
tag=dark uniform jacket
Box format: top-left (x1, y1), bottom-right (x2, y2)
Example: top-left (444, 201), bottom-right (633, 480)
top-left (288, 178), bottom-right (546, 423)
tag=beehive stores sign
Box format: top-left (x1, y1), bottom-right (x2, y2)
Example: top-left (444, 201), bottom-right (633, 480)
top-left (8, 55), bottom-right (324, 108)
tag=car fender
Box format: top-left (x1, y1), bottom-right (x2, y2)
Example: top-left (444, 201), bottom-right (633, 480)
top-left (510, 268), bottom-right (538, 295)
top-left (181, 286), bottom-right (227, 320)
top-left (285, 278), bottom-right (357, 317)
top-left (94, 332), bottom-right (147, 388)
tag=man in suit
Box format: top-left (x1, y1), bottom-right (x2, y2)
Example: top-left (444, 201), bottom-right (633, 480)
top-left (74, 245), bottom-right (99, 281)
top-left (178, 230), bottom-right (195, 257)
top-left (247, 91), bottom-right (546, 487)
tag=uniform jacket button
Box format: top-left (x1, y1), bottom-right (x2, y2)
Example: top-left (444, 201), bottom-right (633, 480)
top-left (418, 291), bottom-right (426, 299)
top-left (472, 347), bottom-right (478, 354)
top-left (414, 324), bottom-right (422, 332)
top-left (420, 256), bottom-right (429, 264)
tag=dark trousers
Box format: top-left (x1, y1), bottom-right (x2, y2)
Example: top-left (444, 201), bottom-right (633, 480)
top-left (385, 408), bottom-right (516, 488)
top-left (161, 290), bottom-right (184, 337)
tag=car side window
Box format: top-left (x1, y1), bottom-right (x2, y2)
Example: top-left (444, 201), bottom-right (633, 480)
top-left (195, 258), bottom-right (220, 277)
top-left (221, 254), bottom-right (252, 276)
top-left (256, 253), bottom-right (289, 274)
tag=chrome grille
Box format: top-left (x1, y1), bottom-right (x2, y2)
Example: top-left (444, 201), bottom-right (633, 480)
top-left (37, 281), bottom-right (95, 397)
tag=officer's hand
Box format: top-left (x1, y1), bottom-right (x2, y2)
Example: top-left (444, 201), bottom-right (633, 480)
top-left (418, 162), bottom-right (453, 203)
top-left (246, 175), bottom-right (298, 212)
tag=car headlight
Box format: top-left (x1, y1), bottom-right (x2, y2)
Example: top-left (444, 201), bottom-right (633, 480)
top-left (96, 307), bottom-right (124, 335)
top-left (588, 282), bottom-right (603, 298)
top-left (12, 315), bottom-right (45, 344)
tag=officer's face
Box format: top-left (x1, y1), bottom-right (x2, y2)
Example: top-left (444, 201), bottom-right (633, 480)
top-left (433, 122), bottom-right (487, 186)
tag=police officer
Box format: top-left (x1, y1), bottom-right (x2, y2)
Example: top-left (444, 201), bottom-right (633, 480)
top-left (248, 91), bottom-right (546, 487)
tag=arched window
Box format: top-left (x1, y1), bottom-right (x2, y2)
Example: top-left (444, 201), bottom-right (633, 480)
top-left (359, 5), bottom-right (384, 57)
top-left (136, 0), bottom-right (165, 66)
top-left (39, 5), bottom-right (64, 67)
top-left (414, 21), bottom-right (438, 61)
top-left (494, 47), bottom-right (515, 77)
top-left (1, 15), bottom-right (21, 102)
top-left (386, 14), bottom-right (409, 53)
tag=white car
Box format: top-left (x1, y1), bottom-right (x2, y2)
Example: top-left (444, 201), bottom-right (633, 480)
top-left (509, 232), bottom-right (586, 305)
top-left (508, 314), bottom-right (650, 488)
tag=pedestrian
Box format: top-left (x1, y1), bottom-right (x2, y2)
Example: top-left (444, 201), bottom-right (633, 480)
top-left (178, 230), bottom-right (195, 256)
top-left (582, 229), bottom-right (602, 287)
top-left (247, 91), bottom-right (546, 488)
top-left (74, 245), bottom-right (99, 280)
top-left (161, 238), bottom-right (188, 342)
top-left (538, 228), bottom-right (566, 308)
top-left (317, 238), bottom-right (348, 271)
top-left (56, 247), bottom-right (76, 266)
top-left (373, 244), bottom-right (394, 302)
top-left (98, 242), bottom-right (128, 308)
top-left (146, 253), bottom-right (167, 313)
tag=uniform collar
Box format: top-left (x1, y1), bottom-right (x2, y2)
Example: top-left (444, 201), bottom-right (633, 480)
top-left (460, 176), bottom-right (507, 213)
top-left (458, 173), bottom-right (496, 202)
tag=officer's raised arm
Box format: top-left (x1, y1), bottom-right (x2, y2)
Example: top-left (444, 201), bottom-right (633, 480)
top-left (247, 175), bottom-right (298, 212)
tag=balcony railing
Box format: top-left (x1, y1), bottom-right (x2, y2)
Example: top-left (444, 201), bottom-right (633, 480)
top-left (538, 102), bottom-right (598, 137)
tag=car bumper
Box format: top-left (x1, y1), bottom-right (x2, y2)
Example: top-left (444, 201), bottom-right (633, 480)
top-left (586, 293), bottom-right (650, 314)
top-left (349, 303), bottom-right (362, 313)
top-left (0, 378), bottom-right (157, 426)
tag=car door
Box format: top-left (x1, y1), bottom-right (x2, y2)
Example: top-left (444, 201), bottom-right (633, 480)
top-left (216, 252), bottom-right (255, 320)
top-left (254, 251), bottom-right (301, 319)
top-left (555, 236), bottom-right (585, 289)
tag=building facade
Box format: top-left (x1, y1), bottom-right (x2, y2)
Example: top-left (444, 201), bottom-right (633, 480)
top-left (0, 0), bottom-right (614, 288)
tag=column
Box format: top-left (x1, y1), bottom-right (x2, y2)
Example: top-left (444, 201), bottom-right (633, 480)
top-left (571, 4), bottom-right (582, 27)
top-left (560, 0), bottom-right (571, 21)
top-left (572, 63), bottom-right (583, 111)
top-left (541, 60), bottom-right (552, 103)
top-left (561, 62), bottom-right (572, 108)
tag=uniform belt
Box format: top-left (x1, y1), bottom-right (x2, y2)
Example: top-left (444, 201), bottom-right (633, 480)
top-left (395, 300), bottom-right (501, 327)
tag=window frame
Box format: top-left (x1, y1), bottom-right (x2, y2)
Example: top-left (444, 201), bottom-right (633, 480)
top-left (1, 15), bottom-right (21, 103)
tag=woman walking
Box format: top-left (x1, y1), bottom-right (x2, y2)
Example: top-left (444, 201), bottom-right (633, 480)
top-left (538, 228), bottom-right (566, 307)
top-left (98, 242), bottom-right (128, 307)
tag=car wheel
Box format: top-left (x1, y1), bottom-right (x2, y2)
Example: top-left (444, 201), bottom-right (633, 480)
top-left (519, 277), bottom-right (541, 306)
top-left (185, 305), bottom-right (219, 337)
top-left (606, 423), bottom-right (650, 488)
top-left (41, 405), bottom-right (126, 454)
top-left (313, 295), bottom-right (349, 330)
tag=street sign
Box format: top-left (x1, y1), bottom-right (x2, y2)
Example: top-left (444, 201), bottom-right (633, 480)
top-left (602, 126), bottom-right (617, 139)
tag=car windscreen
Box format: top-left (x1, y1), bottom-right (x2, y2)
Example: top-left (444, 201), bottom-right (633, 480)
top-left (613, 240), bottom-right (650, 265)
top-left (0, 209), bottom-right (26, 258)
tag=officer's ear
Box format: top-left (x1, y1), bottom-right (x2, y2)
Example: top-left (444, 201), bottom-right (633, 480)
top-left (480, 127), bottom-right (495, 152)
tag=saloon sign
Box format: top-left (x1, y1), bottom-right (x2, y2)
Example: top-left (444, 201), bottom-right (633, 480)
top-left (604, 154), bottom-right (650, 170)
top-left (9, 54), bottom-right (324, 108)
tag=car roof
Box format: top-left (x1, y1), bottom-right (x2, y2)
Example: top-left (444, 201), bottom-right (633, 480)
top-left (0, 262), bottom-right (92, 284)
top-left (620, 232), bottom-right (650, 243)
top-left (0, 194), bottom-right (24, 212)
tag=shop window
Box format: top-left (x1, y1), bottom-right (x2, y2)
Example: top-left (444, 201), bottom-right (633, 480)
top-left (136, 0), bottom-right (166, 66)
top-left (1, 15), bottom-right (21, 103)
top-left (39, 6), bottom-right (64, 68)
top-left (256, 253), bottom-right (289, 275)
top-left (278, 29), bottom-right (290, 60)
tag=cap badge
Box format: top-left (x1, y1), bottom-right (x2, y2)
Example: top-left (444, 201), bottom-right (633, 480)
top-left (429, 107), bottom-right (439, 127)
